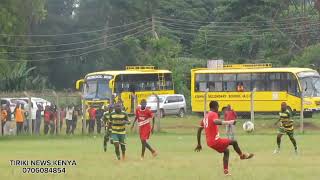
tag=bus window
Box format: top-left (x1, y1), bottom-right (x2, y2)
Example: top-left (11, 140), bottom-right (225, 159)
top-left (267, 73), bottom-right (281, 91)
top-left (252, 73), bottom-right (266, 91)
top-left (223, 74), bottom-right (237, 91)
top-left (236, 73), bottom-right (251, 91)
top-left (288, 73), bottom-right (298, 96)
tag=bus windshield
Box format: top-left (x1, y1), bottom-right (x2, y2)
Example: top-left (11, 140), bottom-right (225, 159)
top-left (297, 71), bottom-right (320, 97)
top-left (84, 79), bottom-right (112, 100)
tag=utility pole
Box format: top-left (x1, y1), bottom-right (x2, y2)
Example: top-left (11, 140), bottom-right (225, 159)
top-left (151, 15), bottom-right (159, 40)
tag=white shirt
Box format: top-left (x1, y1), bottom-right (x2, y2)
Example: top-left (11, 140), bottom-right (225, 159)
top-left (66, 107), bottom-right (74, 120)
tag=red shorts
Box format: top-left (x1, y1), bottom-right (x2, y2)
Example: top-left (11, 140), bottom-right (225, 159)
top-left (208, 138), bottom-right (231, 153)
top-left (139, 125), bottom-right (151, 141)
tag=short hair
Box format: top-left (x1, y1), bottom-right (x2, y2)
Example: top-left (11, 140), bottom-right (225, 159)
top-left (209, 101), bottom-right (219, 109)
top-left (140, 99), bottom-right (147, 104)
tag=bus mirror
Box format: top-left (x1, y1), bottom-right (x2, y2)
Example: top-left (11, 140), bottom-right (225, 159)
top-left (76, 79), bottom-right (84, 90)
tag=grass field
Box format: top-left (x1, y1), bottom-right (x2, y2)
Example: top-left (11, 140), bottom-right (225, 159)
top-left (1, 115), bottom-right (320, 180)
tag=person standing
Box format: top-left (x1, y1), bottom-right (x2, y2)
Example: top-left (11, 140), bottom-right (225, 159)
top-left (273, 102), bottom-right (298, 154)
top-left (195, 101), bottom-right (254, 176)
top-left (22, 104), bottom-right (29, 133)
top-left (44, 105), bottom-right (51, 135)
top-left (49, 105), bottom-right (56, 135)
top-left (109, 103), bottom-right (130, 160)
top-left (88, 106), bottom-right (96, 134)
top-left (34, 104), bottom-right (43, 135)
top-left (224, 105), bottom-right (237, 140)
top-left (60, 106), bottom-right (66, 130)
top-left (31, 103), bottom-right (37, 134)
top-left (65, 105), bottom-right (74, 135)
top-left (95, 106), bottom-right (104, 134)
top-left (71, 105), bottom-right (79, 134)
top-left (14, 104), bottom-right (24, 135)
top-left (131, 99), bottom-right (157, 160)
top-left (1, 105), bottom-right (8, 136)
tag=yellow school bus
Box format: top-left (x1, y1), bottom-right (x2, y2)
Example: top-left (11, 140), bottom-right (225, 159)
top-left (191, 63), bottom-right (320, 117)
top-left (76, 66), bottom-right (174, 113)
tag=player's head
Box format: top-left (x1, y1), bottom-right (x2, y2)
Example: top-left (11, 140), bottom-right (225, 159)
top-left (114, 103), bottom-right (122, 113)
top-left (227, 104), bottom-right (231, 110)
top-left (281, 102), bottom-right (287, 111)
top-left (209, 101), bottom-right (219, 112)
top-left (140, 99), bottom-right (147, 110)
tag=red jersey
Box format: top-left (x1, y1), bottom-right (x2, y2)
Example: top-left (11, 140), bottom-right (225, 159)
top-left (135, 107), bottom-right (153, 127)
top-left (88, 108), bottom-right (96, 120)
top-left (200, 111), bottom-right (220, 147)
top-left (224, 110), bottom-right (237, 121)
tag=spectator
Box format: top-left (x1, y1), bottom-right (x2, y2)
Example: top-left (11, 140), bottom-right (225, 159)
top-left (34, 104), bottom-right (43, 135)
top-left (224, 105), bottom-right (237, 140)
top-left (31, 103), bottom-right (37, 134)
top-left (60, 106), bottom-right (66, 130)
top-left (44, 105), bottom-right (51, 135)
top-left (71, 105), bottom-right (79, 134)
top-left (237, 82), bottom-right (244, 92)
top-left (95, 106), bottom-right (105, 134)
top-left (4, 104), bottom-right (12, 135)
top-left (22, 104), bottom-right (29, 133)
top-left (1, 105), bottom-right (8, 135)
top-left (88, 105), bottom-right (96, 134)
top-left (14, 104), bottom-right (24, 135)
top-left (50, 105), bottom-right (57, 135)
top-left (65, 105), bottom-right (74, 135)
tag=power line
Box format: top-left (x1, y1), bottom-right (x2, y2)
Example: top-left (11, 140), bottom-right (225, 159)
top-left (0, 23), bottom-right (151, 48)
top-left (0, 29), bottom-right (152, 62)
top-left (0, 27), bottom-right (151, 55)
top-left (156, 20), bottom-right (320, 33)
top-left (156, 16), bottom-right (313, 25)
top-left (0, 18), bottom-right (151, 37)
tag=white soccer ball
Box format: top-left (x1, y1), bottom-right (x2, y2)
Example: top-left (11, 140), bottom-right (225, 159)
top-left (243, 121), bottom-right (254, 132)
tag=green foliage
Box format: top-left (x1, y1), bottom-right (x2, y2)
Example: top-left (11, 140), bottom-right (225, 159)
top-left (290, 44), bottom-right (320, 68)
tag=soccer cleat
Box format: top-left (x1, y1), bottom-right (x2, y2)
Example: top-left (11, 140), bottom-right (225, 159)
top-left (240, 153), bottom-right (254, 160)
top-left (224, 169), bottom-right (231, 176)
top-left (273, 148), bottom-right (280, 154)
top-left (152, 151), bottom-right (158, 157)
top-left (140, 157), bottom-right (144, 161)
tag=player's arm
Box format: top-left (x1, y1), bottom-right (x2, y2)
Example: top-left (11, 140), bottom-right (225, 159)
top-left (124, 113), bottom-right (130, 125)
top-left (195, 126), bottom-right (203, 152)
top-left (131, 115), bottom-right (138, 130)
top-left (214, 119), bottom-right (236, 125)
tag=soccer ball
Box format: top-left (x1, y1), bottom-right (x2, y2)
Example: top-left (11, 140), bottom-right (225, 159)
top-left (243, 121), bottom-right (254, 132)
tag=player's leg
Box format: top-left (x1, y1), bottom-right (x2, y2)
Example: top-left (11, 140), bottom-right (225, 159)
top-left (111, 134), bottom-right (121, 160)
top-left (141, 140), bottom-right (146, 159)
top-left (287, 131), bottom-right (298, 153)
top-left (119, 134), bottom-right (126, 160)
top-left (223, 149), bottom-right (230, 175)
top-left (230, 125), bottom-right (235, 140)
top-left (274, 133), bottom-right (283, 154)
top-left (229, 140), bottom-right (254, 159)
top-left (103, 129), bottom-right (110, 152)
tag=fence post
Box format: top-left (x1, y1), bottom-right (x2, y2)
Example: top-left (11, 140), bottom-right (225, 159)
top-left (250, 88), bottom-right (256, 124)
top-left (300, 92), bottom-right (304, 134)
top-left (53, 91), bottom-right (60, 135)
top-left (204, 89), bottom-right (209, 117)
top-left (23, 91), bottom-right (32, 135)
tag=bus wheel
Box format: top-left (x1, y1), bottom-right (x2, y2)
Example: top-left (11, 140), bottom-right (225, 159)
top-left (160, 109), bottom-right (165, 118)
top-left (178, 108), bottom-right (185, 118)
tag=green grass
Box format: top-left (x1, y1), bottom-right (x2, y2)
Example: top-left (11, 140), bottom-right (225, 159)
top-left (1, 115), bottom-right (320, 180)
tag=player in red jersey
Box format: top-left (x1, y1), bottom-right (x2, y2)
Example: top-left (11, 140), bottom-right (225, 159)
top-left (195, 101), bottom-right (254, 176)
top-left (131, 99), bottom-right (157, 160)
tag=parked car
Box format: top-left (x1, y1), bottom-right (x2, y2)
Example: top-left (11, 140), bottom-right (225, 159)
top-left (146, 94), bottom-right (187, 118)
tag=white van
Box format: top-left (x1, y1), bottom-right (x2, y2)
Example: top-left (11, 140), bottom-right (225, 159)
top-left (146, 94), bottom-right (187, 118)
